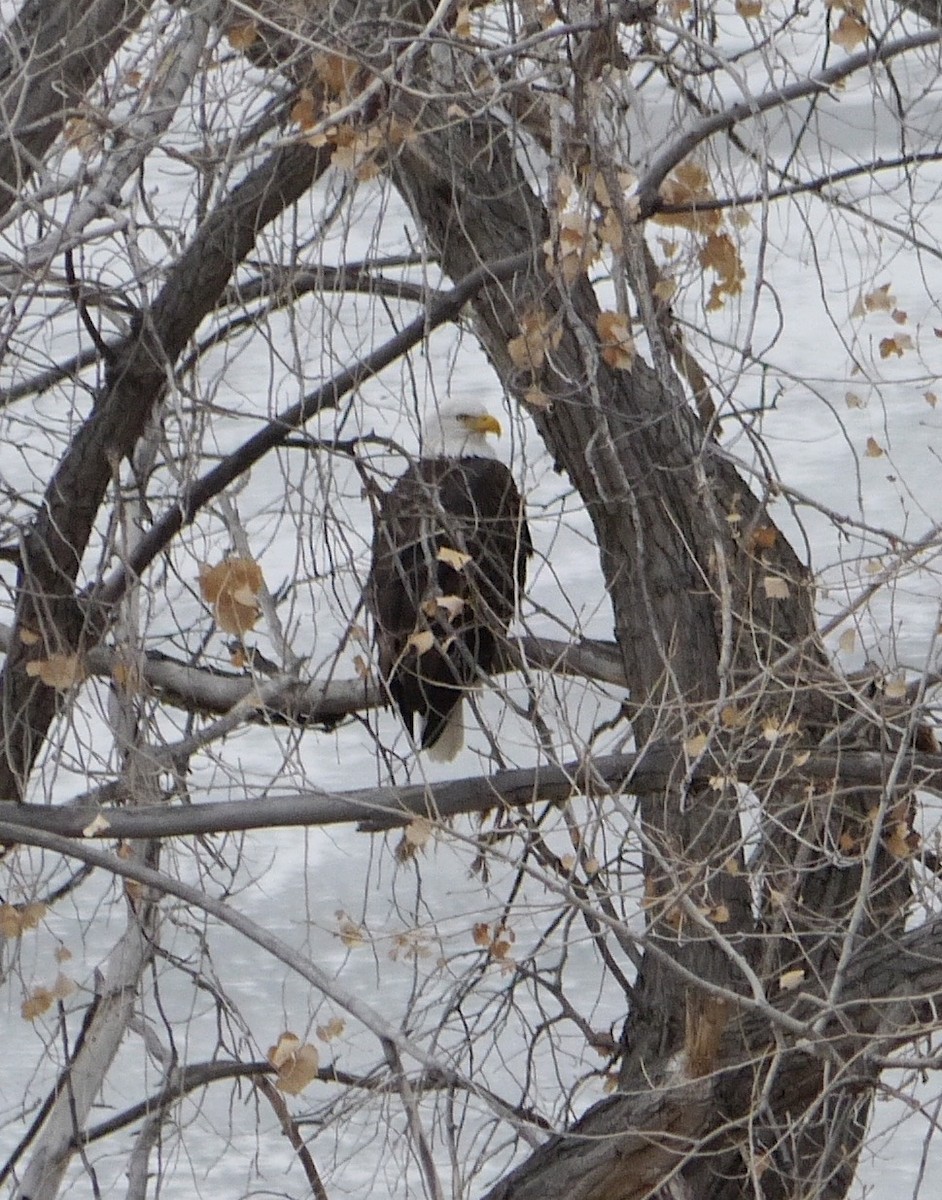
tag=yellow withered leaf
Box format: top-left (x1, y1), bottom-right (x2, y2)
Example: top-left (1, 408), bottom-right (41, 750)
top-left (25, 653), bottom-right (86, 691)
top-left (437, 546), bottom-right (471, 570)
top-left (779, 968), bottom-right (805, 992)
top-left (407, 630), bottom-right (435, 655)
top-left (763, 576), bottom-right (790, 600)
top-left (403, 817), bottom-right (433, 849)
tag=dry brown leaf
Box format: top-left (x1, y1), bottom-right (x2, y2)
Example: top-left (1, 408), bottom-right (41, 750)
top-left (507, 308), bottom-right (561, 374)
top-left (721, 705), bottom-right (747, 729)
top-left (597, 207), bottom-right (624, 253)
top-left (0, 904), bottom-right (22, 938)
top-left (21, 987), bottom-right (54, 1021)
top-left (199, 557), bottom-right (264, 637)
top-left (336, 912), bottom-right (364, 948)
top-left (316, 1016), bottom-right (346, 1042)
top-left (865, 436), bottom-right (884, 458)
top-left (313, 52), bottom-right (359, 97)
top-left (455, 4), bottom-right (472, 36)
top-left (838, 628), bottom-right (856, 654)
top-left (403, 817), bottom-right (433, 849)
top-left (51, 972), bottom-right (76, 1000)
top-left (700, 232), bottom-right (746, 309)
top-left (18, 627), bottom-right (40, 645)
top-left (748, 526), bottom-right (778, 551)
top-left (879, 335), bottom-right (913, 359)
top-left (684, 733), bottom-right (709, 757)
top-left (925, 391), bottom-right (938, 408)
top-left (523, 387), bottom-right (553, 411)
top-left (291, 89), bottom-right (318, 130)
top-left (226, 21), bottom-right (259, 51)
top-left (892, 308), bottom-right (908, 325)
top-left (268, 1032), bottom-right (320, 1095)
top-left (735, 0), bottom-right (762, 16)
top-left (832, 13), bottom-right (869, 49)
top-left (596, 310), bottom-right (635, 371)
top-left (64, 117), bottom-right (99, 156)
top-left (863, 282), bottom-right (894, 312)
top-left (845, 391), bottom-right (864, 409)
top-left (25, 653), bottom-right (86, 691)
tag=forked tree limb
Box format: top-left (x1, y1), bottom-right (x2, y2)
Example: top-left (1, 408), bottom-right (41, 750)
top-left (0, 140), bottom-right (331, 801)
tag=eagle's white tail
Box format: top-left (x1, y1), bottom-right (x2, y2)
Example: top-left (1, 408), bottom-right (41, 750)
top-left (425, 700), bottom-right (464, 761)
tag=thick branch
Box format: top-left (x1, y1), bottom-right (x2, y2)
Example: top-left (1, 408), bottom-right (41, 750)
top-left (0, 0), bottom-right (154, 218)
top-left (1, 744), bottom-right (939, 840)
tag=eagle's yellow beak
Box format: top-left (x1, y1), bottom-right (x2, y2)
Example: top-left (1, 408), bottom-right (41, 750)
top-left (463, 413), bottom-right (502, 437)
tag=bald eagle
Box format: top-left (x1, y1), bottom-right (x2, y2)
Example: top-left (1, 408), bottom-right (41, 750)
top-left (366, 403), bottom-right (532, 760)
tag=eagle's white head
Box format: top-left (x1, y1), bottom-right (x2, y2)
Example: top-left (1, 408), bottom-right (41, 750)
top-left (426, 401), bottom-right (502, 459)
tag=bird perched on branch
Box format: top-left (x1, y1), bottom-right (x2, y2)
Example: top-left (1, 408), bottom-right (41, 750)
top-left (366, 402), bottom-right (532, 760)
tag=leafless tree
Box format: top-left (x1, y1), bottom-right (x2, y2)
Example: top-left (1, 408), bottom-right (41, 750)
top-left (2, 1), bottom-right (942, 1198)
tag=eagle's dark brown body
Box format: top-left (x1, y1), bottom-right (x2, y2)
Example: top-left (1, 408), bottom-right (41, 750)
top-left (367, 454), bottom-right (532, 756)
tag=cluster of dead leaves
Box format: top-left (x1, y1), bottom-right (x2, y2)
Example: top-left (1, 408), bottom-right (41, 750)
top-left (507, 306), bottom-right (563, 377)
top-left (642, 875), bottom-right (731, 932)
top-left (0, 901), bottom-right (46, 938)
top-left (837, 798), bottom-right (921, 861)
top-left (653, 163), bottom-right (747, 311)
top-left (472, 921), bottom-right (515, 965)
top-left (288, 53), bottom-right (414, 181)
top-left (596, 311), bottom-right (636, 372)
top-left (21, 944), bottom-right (75, 1021)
